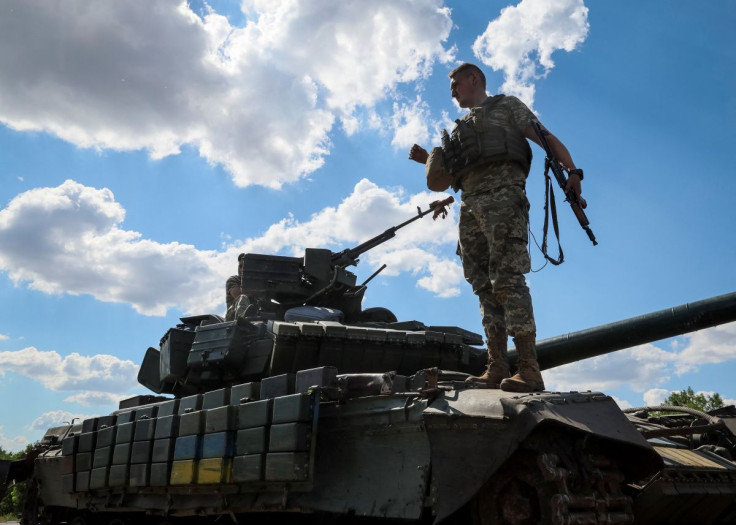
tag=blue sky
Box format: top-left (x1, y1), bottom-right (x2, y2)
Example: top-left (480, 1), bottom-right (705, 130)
top-left (1, 0), bottom-right (735, 452)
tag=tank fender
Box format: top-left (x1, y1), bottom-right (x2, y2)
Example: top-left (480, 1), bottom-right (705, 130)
top-left (422, 389), bottom-right (663, 523)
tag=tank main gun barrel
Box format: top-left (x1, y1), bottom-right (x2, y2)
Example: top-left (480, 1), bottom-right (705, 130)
top-left (510, 291), bottom-right (736, 371)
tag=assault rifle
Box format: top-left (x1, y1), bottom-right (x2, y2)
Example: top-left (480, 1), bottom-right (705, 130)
top-left (331, 196), bottom-right (455, 267)
top-left (531, 120), bottom-right (597, 246)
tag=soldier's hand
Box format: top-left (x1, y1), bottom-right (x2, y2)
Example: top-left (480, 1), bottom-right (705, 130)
top-left (565, 174), bottom-right (587, 209)
top-left (409, 144), bottom-right (429, 164)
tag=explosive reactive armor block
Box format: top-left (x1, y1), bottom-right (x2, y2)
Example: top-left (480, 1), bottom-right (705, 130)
top-left (236, 427), bottom-right (268, 455)
top-left (129, 463), bottom-right (149, 487)
top-left (154, 414), bottom-right (179, 439)
top-left (260, 373), bottom-right (295, 399)
top-left (133, 418), bottom-right (156, 441)
top-left (197, 458), bottom-right (232, 484)
top-left (115, 421), bottom-right (135, 444)
top-left (170, 460), bottom-right (197, 485)
top-left (177, 394), bottom-right (202, 414)
top-left (272, 393), bottom-right (312, 424)
top-left (231, 382), bottom-right (260, 404)
top-left (295, 366), bottom-right (338, 394)
top-left (179, 410), bottom-right (206, 436)
top-left (173, 435), bottom-right (202, 461)
top-left (232, 454), bottom-right (263, 482)
top-left (108, 464), bottom-right (128, 488)
top-left (202, 432), bottom-right (235, 458)
top-left (205, 405), bottom-right (237, 433)
top-left (151, 438), bottom-right (174, 463)
top-left (112, 443), bottom-right (131, 465)
top-left (156, 398), bottom-right (179, 418)
top-left (238, 399), bottom-right (272, 429)
top-left (150, 462), bottom-right (171, 486)
top-left (265, 452), bottom-right (309, 481)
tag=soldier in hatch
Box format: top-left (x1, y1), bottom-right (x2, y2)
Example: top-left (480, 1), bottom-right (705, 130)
top-left (409, 63), bottom-right (586, 392)
top-left (225, 253), bottom-right (255, 321)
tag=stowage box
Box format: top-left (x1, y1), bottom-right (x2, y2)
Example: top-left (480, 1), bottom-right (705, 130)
top-left (187, 321), bottom-right (248, 369)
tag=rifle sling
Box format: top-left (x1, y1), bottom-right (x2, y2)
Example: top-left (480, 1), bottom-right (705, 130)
top-left (542, 159), bottom-right (565, 266)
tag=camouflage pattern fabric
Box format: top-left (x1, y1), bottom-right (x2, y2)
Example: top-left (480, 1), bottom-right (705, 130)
top-left (225, 275), bottom-right (239, 310)
top-left (226, 274), bottom-right (255, 321)
top-left (457, 95), bottom-right (536, 195)
top-left (452, 95), bottom-right (538, 339)
top-left (459, 181), bottom-right (536, 339)
top-left (424, 95), bottom-right (539, 340)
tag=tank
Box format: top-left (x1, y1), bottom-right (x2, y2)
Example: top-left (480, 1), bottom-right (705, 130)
top-left (3, 200), bottom-right (736, 524)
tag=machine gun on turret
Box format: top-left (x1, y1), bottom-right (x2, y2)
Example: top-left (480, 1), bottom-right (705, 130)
top-left (239, 197), bottom-right (454, 322)
top-left (331, 196), bottom-right (454, 268)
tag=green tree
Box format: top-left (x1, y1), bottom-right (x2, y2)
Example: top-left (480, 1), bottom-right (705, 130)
top-left (665, 386), bottom-right (724, 412)
top-left (1, 444), bottom-right (33, 520)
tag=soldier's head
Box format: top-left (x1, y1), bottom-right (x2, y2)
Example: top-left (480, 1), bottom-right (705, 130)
top-left (449, 63), bottom-right (487, 108)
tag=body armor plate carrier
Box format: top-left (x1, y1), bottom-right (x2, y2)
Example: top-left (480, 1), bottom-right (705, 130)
top-left (441, 95), bottom-right (532, 190)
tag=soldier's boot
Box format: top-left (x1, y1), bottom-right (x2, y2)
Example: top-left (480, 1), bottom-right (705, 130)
top-left (465, 332), bottom-right (510, 388)
top-left (500, 335), bottom-right (545, 393)
top-left (234, 295), bottom-right (257, 320)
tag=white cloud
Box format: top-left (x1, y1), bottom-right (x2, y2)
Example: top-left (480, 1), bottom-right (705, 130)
top-left (64, 392), bottom-right (131, 407)
top-left (673, 322), bottom-right (736, 374)
top-left (0, 333), bottom-right (8, 341)
top-left (390, 96), bottom-right (434, 149)
top-left (0, 0), bottom-right (454, 188)
top-left (643, 388), bottom-right (669, 407)
top-left (0, 347), bottom-right (138, 394)
top-left (544, 343), bottom-right (675, 393)
top-left (0, 425), bottom-right (28, 453)
top-left (612, 396), bottom-right (633, 410)
top-left (544, 323), bottom-right (736, 400)
top-left (0, 179), bottom-right (461, 316)
top-left (472, 0), bottom-right (589, 107)
top-left (643, 389), bottom-right (736, 410)
top-left (28, 410), bottom-right (98, 431)
top-left (0, 180), bottom-right (229, 316)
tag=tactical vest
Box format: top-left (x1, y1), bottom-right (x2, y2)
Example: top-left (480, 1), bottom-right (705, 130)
top-left (441, 95), bottom-right (532, 185)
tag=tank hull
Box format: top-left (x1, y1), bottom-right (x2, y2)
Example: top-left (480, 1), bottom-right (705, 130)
top-left (6, 290), bottom-right (736, 524)
top-left (26, 386), bottom-right (658, 524)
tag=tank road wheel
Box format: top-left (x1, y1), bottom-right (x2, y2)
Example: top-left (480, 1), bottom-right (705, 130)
top-left (471, 433), bottom-right (635, 525)
top-left (471, 449), bottom-right (553, 525)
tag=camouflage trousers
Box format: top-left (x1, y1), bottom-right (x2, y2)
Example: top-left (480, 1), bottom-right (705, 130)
top-left (225, 294), bottom-right (253, 322)
top-left (458, 185), bottom-right (536, 340)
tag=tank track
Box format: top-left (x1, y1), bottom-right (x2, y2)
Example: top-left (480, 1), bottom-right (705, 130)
top-left (539, 449), bottom-right (634, 524)
top-left (474, 432), bottom-right (634, 525)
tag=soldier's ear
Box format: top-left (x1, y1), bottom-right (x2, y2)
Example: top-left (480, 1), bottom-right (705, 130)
top-left (470, 71), bottom-right (480, 87)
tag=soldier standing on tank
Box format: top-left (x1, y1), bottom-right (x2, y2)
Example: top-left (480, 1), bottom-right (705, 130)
top-left (409, 63), bottom-right (586, 392)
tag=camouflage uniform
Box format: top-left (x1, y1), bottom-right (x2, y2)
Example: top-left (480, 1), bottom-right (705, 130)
top-left (225, 274), bottom-right (241, 321)
top-left (430, 95), bottom-right (537, 340)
